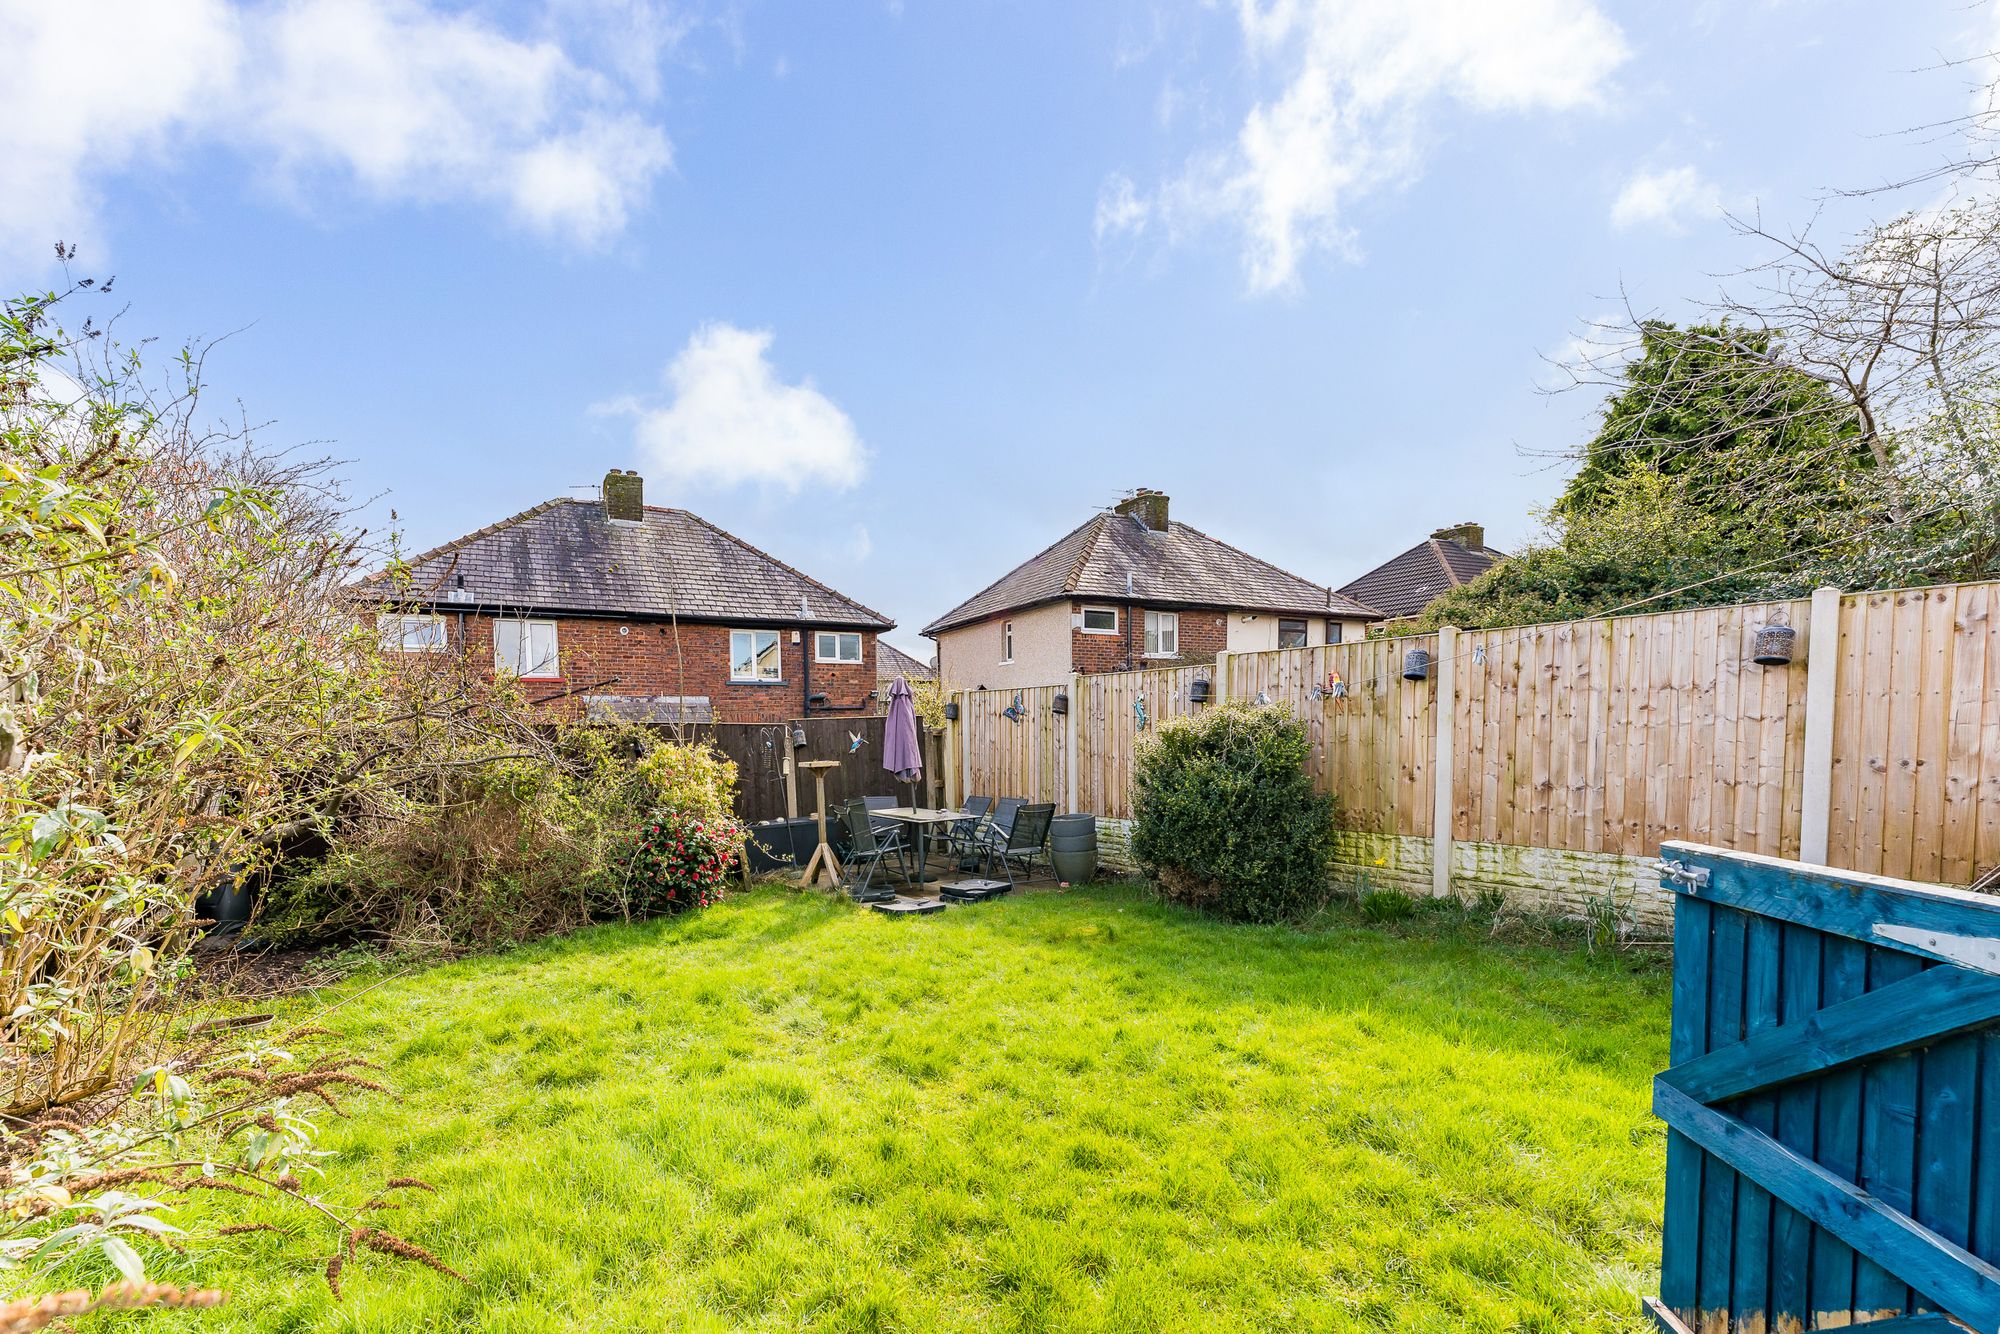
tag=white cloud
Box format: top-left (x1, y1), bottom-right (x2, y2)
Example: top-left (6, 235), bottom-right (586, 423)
top-left (1100, 0), bottom-right (1629, 293)
top-left (1610, 164), bottom-right (1725, 232)
top-left (1094, 173), bottom-right (1152, 240)
top-left (0, 0), bottom-right (675, 272)
top-left (614, 324), bottom-right (868, 494)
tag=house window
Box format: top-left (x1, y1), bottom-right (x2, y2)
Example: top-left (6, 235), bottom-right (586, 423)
top-left (1144, 610), bottom-right (1179, 657)
top-left (1325, 620), bottom-right (1344, 646)
top-left (1001, 621), bottom-right (1014, 663)
top-left (1080, 606), bottom-right (1118, 634)
top-left (1277, 618), bottom-right (1309, 649)
top-left (494, 619), bottom-right (560, 678)
top-left (816, 631), bottom-right (863, 663)
top-left (378, 613), bottom-right (447, 653)
top-left (730, 629), bottom-right (783, 682)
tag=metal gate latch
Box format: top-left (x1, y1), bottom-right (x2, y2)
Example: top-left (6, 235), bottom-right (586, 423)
top-left (1653, 859), bottom-right (1711, 891)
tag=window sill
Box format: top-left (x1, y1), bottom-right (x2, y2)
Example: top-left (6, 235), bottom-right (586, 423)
top-left (1078, 629), bottom-right (1120, 636)
top-left (729, 678), bottom-right (790, 686)
top-left (814, 659), bottom-right (863, 666)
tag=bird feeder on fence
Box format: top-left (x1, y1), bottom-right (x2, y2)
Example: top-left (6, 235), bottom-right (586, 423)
top-left (1402, 648), bottom-right (1432, 681)
top-left (1190, 677), bottom-right (1213, 704)
top-left (943, 701), bottom-right (959, 721)
top-left (1052, 691), bottom-right (1069, 714)
top-left (790, 725), bottom-right (808, 749)
top-left (1752, 625), bottom-right (1797, 666)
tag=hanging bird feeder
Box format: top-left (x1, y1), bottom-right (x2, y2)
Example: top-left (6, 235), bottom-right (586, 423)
top-left (1752, 625), bottom-right (1797, 666)
top-left (1190, 677), bottom-right (1212, 704)
top-left (1403, 648), bottom-right (1432, 681)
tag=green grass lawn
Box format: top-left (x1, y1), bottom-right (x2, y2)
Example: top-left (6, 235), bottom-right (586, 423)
top-left (120, 882), bottom-right (1670, 1333)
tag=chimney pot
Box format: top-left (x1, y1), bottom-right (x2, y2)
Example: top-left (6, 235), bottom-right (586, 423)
top-left (603, 469), bottom-right (644, 523)
top-left (1114, 488), bottom-right (1171, 532)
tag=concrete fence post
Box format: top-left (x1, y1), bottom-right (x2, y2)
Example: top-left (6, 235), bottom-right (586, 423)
top-left (1432, 626), bottom-right (1458, 899)
top-left (1799, 586), bottom-right (1843, 865)
top-left (1215, 649), bottom-right (1232, 703)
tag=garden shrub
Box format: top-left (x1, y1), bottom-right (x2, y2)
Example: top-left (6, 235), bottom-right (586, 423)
top-left (259, 730), bottom-right (749, 948)
top-left (629, 809), bottom-right (747, 916)
top-left (1130, 702), bottom-right (1338, 923)
top-left (634, 738), bottom-right (740, 823)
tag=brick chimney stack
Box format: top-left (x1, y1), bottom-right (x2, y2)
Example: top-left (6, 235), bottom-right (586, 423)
top-left (1115, 488), bottom-right (1171, 532)
top-left (1431, 521), bottom-right (1483, 548)
top-left (603, 469), bottom-right (644, 523)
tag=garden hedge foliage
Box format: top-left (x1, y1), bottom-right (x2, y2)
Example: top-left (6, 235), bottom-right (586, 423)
top-left (1130, 702), bottom-right (1337, 923)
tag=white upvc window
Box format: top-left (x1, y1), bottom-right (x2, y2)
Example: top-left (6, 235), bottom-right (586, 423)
top-left (379, 613), bottom-right (447, 653)
top-left (730, 629), bottom-right (783, 682)
top-left (1144, 610), bottom-right (1179, 657)
top-left (816, 631), bottom-right (863, 663)
top-left (1080, 606), bottom-right (1119, 634)
top-left (1001, 620), bottom-right (1014, 663)
top-left (494, 619), bottom-right (560, 679)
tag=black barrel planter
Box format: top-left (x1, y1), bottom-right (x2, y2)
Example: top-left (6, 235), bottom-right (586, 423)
top-left (1048, 813), bottom-right (1098, 883)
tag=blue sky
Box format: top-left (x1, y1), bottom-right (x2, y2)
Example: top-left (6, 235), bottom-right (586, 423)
top-left (6, 0), bottom-right (1992, 651)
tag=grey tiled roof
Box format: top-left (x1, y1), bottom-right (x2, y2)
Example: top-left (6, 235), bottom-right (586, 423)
top-left (583, 695), bottom-right (713, 725)
top-left (350, 499), bottom-right (892, 629)
top-left (1338, 535), bottom-right (1507, 620)
top-left (876, 641), bottom-right (933, 681)
top-left (922, 511), bottom-right (1376, 636)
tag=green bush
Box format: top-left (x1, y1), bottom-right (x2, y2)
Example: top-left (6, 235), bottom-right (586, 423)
top-left (257, 729), bottom-right (749, 948)
top-left (629, 809), bottom-right (747, 915)
top-left (1129, 702), bottom-right (1338, 923)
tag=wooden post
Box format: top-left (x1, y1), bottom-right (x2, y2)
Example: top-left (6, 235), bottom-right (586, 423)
top-left (1066, 672), bottom-right (1082, 814)
top-left (943, 706), bottom-right (962, 808)
top-left (1799, 585), bottom-right (1843, 866)
top-left (797, 761), bottom-right (844, 888)
top-left (1431, 626), bottom-right (1457, 899)
top-left (782, 748), bottom-right (799, 820)
top-left (958, 690), bottom-right (972, 804)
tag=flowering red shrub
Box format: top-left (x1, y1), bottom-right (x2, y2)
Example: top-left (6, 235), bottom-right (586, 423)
top-left (630, 810), bottom-right (746, 916)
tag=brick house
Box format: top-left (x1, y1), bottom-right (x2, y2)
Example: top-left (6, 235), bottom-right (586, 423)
top-left (348, 470), bottom-right (893, 724)
top-left (921, 489), bottom-right (1378, 689)
top-left (1337, 522), bottom-right (1507, 626)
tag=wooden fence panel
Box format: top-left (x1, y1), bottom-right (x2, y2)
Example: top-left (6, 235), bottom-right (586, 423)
top-left (1076, 664), bottom-right (1203, 819)
top-left (1829, 584), bottom-right (2000, 883)
top-left (962, 685), bottom-right (1068, 811)
top-left (1229, 638), bottom-right (1435, 836)
top-left (1450, 601), bottom-right (1811, 859)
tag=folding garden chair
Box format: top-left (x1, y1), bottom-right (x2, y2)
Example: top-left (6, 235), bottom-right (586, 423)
top-left (972, 802), bottom-right (1054, 888)
top-left (946, 795), bottom-right (994, 858)
top-left (839, 800), bottom-right (909, 901)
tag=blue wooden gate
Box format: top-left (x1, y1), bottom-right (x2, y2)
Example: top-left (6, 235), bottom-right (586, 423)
top-left (1651, 841), bottom-right (2000, 1333)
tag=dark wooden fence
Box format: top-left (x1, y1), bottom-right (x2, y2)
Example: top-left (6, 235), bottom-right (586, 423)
top-left (709, 716), bottom-right (940, 825)
top-left (1650, 842), bottom-right (2000, 1332)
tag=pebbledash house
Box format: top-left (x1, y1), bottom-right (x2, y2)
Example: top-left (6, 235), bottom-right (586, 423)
top-left (922, 488), bottom-right (1379, 690)
top-left (347, 470), bottom-right (894, 725)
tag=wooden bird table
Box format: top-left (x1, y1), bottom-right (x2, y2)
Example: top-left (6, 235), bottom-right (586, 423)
top-left (797, 760), bottom-right (845, 889)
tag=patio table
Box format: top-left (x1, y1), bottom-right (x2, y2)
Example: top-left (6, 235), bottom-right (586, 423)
top-left (874, 807), bottom-right (968, 885)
